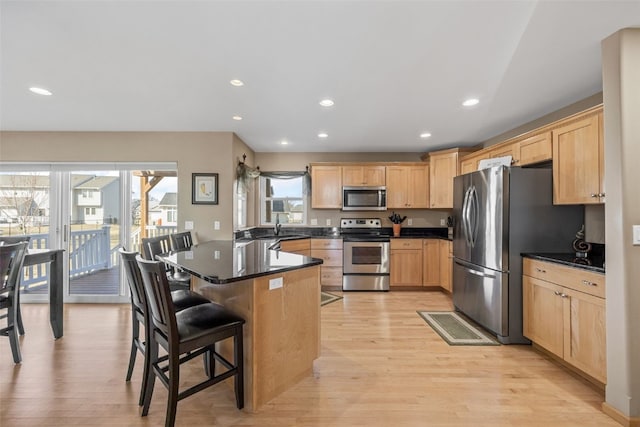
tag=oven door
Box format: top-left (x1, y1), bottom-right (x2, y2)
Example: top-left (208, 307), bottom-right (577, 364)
top-left (343, 241), bottom-right (390, 274)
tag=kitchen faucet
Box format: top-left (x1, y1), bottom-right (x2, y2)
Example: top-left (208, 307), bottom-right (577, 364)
top-left (274, 214), bottom-right (281, 236)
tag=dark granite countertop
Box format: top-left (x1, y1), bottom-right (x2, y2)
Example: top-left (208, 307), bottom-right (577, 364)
top-left (521, 252), bottom-right (605, 273)
top-left (158, 240), bottom-right (323, 284)
top-left (235, 226), bottom-right (449, 241)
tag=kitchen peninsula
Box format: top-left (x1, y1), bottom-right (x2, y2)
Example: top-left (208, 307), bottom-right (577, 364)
top-left (159, 240), bottom-right (323, 412)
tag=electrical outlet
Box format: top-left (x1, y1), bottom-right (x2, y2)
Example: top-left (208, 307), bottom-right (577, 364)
top-left (184, 221), bottom-right (194, 230)
top-left (326, 219), bottom-right (331, 226)
top-left (214, 220), bottom-right (220, 230)
top-left (269, 277), bottom-right (283, 290)
top-left (310, 218), bottom-right (318, 226)
top-left (440, 218), bottom-right (446, 226)
top-left (407, 218), bottom-right (413, 226)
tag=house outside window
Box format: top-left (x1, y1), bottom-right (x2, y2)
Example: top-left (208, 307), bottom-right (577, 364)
top-left (260, 175), bottom-right (306, 225)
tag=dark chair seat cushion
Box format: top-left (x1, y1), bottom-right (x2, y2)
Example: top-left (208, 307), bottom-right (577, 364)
top-left (170, 290), bottom-right (210, 312)
top-left (176, 303), bottom-right (245, 342)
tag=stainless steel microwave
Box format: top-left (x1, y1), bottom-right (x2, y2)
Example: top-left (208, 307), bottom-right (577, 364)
top-left (342, 186), bottom-right (386, 211)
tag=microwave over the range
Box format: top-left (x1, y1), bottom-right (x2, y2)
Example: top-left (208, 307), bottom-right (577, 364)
top-left (342, 186), bottom-right (387, 211)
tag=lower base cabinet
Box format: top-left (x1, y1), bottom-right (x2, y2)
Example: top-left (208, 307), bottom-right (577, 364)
top-left (310, 238), bottom-right (343, 288)
top-left (390, 239), bottom-right (423, 286)
top-left (523, 258), bottom-right (606, 383)
top-left (439, 240), bottom-right (452, 292)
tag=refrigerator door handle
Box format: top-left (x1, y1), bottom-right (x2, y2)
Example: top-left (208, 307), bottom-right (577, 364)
top-left (454, 258), bottom-right (496, 279)
top-left (469, 185), bottom-right (479, 247)
top-left (462, 186), bottom-right (473, 247)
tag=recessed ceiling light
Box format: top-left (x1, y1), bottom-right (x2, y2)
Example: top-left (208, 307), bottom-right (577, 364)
top-left (319, 99), bottom-right (334, 107)
top-left (420, 132), bottom-right (432, 139)
top-left (230, 79), bottom-right (244, 87)
top-left (232, 115), bottom-right (243, 121)
top-left (462, 98), bottom-right (479, 107)
top-left (29, 87), bottom-right (52, 96)
top-left (318, 132), bottom-right (329, 139)
top-left (280, 140), bottom-right (289, 145)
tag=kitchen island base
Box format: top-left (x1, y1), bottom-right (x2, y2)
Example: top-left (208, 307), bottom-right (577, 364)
top-left (193, 265), bottom-right (321, 412)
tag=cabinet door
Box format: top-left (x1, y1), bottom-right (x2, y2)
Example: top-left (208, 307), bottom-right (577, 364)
top-left (490, 142), bottom-right (520, 166)
top-left (519, 132), bottom-right (552, 166)
top-left (311, 166), bottom-right (342, 208)
top-left (438, 240), bottom-right (452, 292)
top-left (522, 276), bottom-right (564, 357)
top-left (429, 153), bottom-right (458, 208)
top-left (342, 165), bottom-right (385, 186)
top-left (385, 166), bottom-right (407, 208)
top-left (280, 239), bottom-right (311, 256)
top-left (407, 165), bottom-right (429, 208)
top-left (552, 115), bottom-right (602, 204)
top-left (460, 158), bottom-right (477, 175)
top-left (390, 247), bottom-right (423, 286)
top-left (564, 288), bottom-right (607, 383)
top-left (422, 239), bottom-right (440, 286)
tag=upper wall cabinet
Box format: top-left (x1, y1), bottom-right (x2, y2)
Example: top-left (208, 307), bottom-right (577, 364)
top-left (342, 165), bottom-right (386, 187)
top-left (519, 132), bottom-right (552, 166)
top-left (386, 164), bottom-right (429, 209)
top-left (427, 148), bottom-right (474, 209)
top-left (311, 165), bottom-right (342, 209)
top-left (488, 141), bottom-right (520, 166)
top-left (552, 112), bottom-right (604, 204)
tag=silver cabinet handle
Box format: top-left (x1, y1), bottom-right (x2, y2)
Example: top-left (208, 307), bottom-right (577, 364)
top-left (590, 193), bottom-right (599, 198)
top-left (598, 193), bottom-right (605, 198)
top-left (581, 280), bottom-right (597, 287)
top-left (535, 267), bottom-right (546, 273)
top-left (554, 291), bottom-right (562, 296)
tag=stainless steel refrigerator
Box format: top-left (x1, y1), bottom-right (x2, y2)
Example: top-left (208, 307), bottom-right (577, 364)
top-left (452, 166), bottom-right (583, 344)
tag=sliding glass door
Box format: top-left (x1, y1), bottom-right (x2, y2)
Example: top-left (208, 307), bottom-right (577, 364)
top-left (1, 163), bottom-right (177, 304)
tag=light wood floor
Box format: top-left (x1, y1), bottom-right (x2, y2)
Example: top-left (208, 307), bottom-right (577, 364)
top-left (1, 291), bottom-right (617, 427)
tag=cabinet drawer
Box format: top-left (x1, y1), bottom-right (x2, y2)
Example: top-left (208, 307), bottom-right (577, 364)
top-left (390, 239), bottom-right (423, 250)
top-left (311, 238), bottom-right (342, 250)
top-left (320, 266), bottom-right (343, 286)
top-left (523, 258), bottom-right (605, 298)
top-left (311, 249), bottom-right (343, 267)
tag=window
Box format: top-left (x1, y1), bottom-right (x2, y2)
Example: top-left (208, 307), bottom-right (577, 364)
top-left (260, 175), bottom-right (306, 225)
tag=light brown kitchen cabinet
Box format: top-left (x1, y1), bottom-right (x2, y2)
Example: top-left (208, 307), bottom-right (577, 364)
top-left (519, 132), bottom-right (552, 166)
top-left (425, 148), bottom-right (476, 208)
top-left (523, 258), bottom-right (606, 383)
top-left (390, 239), bottom-right (423, 286)
top-left (489, 142), bottom-right (520, 166)
top-left (552, 113), bottom-right (604, 204)
top-left (311, 165), bottom-right (342, 209)
top-left (429, 149), bottom-right (459, 208)
top-left (311, 238), bottom-right (343, 288)
top-left (386, 165), bottom-right (429, 209)
top-left (422, 239), bottom-right (440, 286)
top-left (439, 240), bottom-right (453, 292)
top-left (279, 238), bottom-right (311, 257)
top-left (342, 165), bottom-right (385, 187)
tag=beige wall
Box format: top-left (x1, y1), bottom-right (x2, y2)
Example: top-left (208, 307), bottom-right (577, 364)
top-left (602, 28), bottom-right (640, 420)
top-left (254, 152), bottom-right (450, 228)
top-left (0, 131), bottom-right (237, 241)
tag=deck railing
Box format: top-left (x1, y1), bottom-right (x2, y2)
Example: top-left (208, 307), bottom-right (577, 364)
top-left (17, 225), bottom-right (176, 292)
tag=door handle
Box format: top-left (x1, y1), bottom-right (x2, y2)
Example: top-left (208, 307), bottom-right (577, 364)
top-left (467, 268), bottom-right (495, 279)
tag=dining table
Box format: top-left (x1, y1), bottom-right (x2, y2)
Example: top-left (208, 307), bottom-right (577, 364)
top-left (23, 248), bottom-right (65, 339)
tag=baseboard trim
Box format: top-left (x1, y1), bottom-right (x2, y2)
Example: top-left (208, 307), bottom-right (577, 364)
top-left (602, 402), bottom-right (640, 427)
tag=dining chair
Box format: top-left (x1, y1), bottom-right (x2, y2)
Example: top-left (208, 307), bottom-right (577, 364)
top-left (141, 235), bottom-right (191, 290)
top-left (0, 241), bottom-right (29, 363)
top-left (0, 236), bottom-right (31, 336)
top-left (169, 231), bottom-right (193, 251)
top-left (136, 255), bottom-right (244, 427)
top-left (119, 248), bottom-right (211, 406)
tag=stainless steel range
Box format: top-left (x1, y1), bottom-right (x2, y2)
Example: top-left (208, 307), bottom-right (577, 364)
top-left (341, 218), bottom-right (390, 291)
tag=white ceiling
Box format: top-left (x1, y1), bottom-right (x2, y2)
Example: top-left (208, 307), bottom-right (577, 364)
top-left (1, 1), bottom-right (639, 153)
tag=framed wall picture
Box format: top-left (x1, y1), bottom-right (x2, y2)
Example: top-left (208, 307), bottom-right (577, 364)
top-left (192, 173), bottom-right (218, 205)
